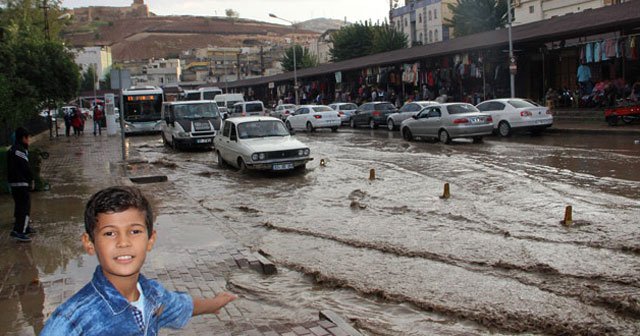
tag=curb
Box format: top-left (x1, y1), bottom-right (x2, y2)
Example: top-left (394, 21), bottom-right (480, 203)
top-left (547, 127), bottom-right (640, 135)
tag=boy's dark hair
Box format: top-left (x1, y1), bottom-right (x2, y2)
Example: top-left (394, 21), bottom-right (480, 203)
top-left (84, 186), bottom-right (154, 241)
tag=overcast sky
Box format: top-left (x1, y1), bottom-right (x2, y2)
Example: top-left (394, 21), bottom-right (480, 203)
top-left (60, 0), bottom-right (391, 25)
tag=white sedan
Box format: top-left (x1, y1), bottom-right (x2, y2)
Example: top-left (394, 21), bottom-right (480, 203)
top-left (214, 116), bottom-right (312, 172)
top-left (285, 105), bottom-right (342, 132)
top-left (476, 98), bottom-right (553, 137)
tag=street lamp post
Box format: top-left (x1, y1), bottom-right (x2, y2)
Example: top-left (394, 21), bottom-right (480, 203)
top-left (269, 13), bottom-right (299, 105)
top-left (507, 0), bottom-right (515, 98)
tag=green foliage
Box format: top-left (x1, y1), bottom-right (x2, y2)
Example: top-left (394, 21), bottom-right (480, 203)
top-left (444, 0), bottom-right (508, 38)
top-left (80, 65), bottom-right (96, 92)
top-left (0, 0), bottom-right (80, 139)
top-left (329, 22), bottom-right (407, 62)
top-left (281, 44), bottom-right (318, 72)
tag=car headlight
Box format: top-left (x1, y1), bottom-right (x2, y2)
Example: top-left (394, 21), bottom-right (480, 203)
top-left (251, 153), bottom-right (266, 161)
top-left (299, 148), bottom-right (310, 156)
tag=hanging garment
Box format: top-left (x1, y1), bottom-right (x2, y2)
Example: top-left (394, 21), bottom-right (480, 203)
top-left (594, 41), bottom-right (601, 62)
top-left (586, 42), bottom-right (593, 63)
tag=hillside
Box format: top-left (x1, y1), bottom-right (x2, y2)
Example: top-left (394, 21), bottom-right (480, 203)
top-left (63, 16), bottom-right (326, 61)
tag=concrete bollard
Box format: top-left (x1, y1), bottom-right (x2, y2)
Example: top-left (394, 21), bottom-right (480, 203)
top-left (440, 183), bottom-right (450, 199)
top-left (369, 168), bottom-right (376, 180)
top-left (561, 205), bottom-right (573, 226)
top-left (320, 159), bottom-right (326, 167)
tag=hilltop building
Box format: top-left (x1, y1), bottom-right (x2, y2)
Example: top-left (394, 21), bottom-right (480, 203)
top-left (68, 0), bottom-right (149, 23)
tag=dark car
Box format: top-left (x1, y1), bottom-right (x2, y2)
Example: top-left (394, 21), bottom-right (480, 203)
top-left (349, 102), bottom-right (398, 129)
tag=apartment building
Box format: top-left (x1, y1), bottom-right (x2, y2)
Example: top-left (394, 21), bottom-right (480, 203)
top-left (74, 46), bottom-right (113, 88)
top-left (513, 0), bottom-right (628, 25)
top-left (390, 0), bottom-right (455, 46)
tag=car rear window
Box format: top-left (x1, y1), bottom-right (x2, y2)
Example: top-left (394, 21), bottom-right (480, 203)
top-left (508, 100), bottom-right (538, 108)
top-left (246, 103), bottom-right (263, 112)
top-left (340, 104), bottom-right (357, 110)
top-left (374, 103), bottom-right (396, 110)
top-left (312, 106), bottom-right (334, 112)
top-left (447, 104), bottom-right (479, 114)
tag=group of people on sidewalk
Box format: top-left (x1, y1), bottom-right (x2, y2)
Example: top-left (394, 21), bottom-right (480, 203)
top-left (6, 126), bottom-right (237, 334)
top-left (62, 105), bottom-right (105, 137)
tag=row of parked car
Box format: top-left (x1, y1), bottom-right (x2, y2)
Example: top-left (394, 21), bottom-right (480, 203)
top-left (271, 98), bottom-right (554, 142)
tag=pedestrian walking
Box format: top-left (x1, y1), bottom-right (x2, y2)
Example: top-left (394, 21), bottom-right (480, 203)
top-left (93, 105), bottom-right (103, 136)
top-left (71, 107), bottom-right (83, 136)
top-left (40, 186), bottom-right (237, 335)
top-left (63, 109), bottom-right (73, 137)
top-left (7, 127), bottom-right (35, 242)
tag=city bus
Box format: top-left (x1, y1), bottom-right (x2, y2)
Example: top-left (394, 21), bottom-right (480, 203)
top-left (121, 86), bottom-right (164, 135)
top-left (183, 87), bottom-right (223, 101)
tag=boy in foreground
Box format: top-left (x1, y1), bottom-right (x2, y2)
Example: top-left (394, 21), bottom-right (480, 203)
top-left (41, 186), bottom-right (237, 335)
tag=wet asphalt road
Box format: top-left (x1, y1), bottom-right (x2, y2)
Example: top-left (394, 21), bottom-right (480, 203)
top-left (131, 128), bottom-right (640, 335)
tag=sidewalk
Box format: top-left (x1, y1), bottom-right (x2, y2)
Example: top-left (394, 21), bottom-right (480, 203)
top-left (0, 123), bottom-right (361, 336)
top-left (550, 119), bottom-right (640, 135)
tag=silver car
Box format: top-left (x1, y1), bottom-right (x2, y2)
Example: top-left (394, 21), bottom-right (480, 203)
top-left (386, 101), bottom-right (438, 131)
top-left (328, 102), bottom-right (358, 125)
top-left (400, 103), bottom-right (493, 144)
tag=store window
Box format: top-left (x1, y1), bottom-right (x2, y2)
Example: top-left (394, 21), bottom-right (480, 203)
top-left (419, 32), bottom-right (423, 43)
top-left (529, 5), bottom-right (535, 13)
top-left (435, 29), bottom-right (439, 41)
top-left (419, 14), bottom-right (422, 23)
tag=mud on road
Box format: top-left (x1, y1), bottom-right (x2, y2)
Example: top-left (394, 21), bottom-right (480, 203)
top-left (136, 130), bottom-right (640, 335)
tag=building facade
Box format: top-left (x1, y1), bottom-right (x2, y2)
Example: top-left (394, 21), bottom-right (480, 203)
top-left (74, 46), bottom-right (113, 88)
top-left (513, 0), bottom-right (628, 25)
top-left (390, 0), bottom-right (455, 46)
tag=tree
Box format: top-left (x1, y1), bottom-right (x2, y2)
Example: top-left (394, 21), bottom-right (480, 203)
top-left (444, 0), bottom-right (508, 38)
top-left (225, 9), bottom-right (239, 18)
top-left (80, 66), bottom-right (96, 92)
top-left (281, 44), bottom-right (318, 72)
top-left (329, 22), bottom-right (407, 62)
top-left (0, 0), bottom-right (80, 141)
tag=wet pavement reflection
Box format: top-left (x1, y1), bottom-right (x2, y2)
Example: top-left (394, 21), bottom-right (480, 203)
top-left (2, 127), bottom-right (639, 335)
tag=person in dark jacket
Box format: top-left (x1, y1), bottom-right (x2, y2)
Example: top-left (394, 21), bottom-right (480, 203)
top-left (7, 127), bottom-right (35, 242)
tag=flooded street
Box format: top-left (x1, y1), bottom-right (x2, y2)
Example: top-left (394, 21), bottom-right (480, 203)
top-left (2, 128), bottom-right (639, 335)
top-left (135, 129), bottom-right (640, 335)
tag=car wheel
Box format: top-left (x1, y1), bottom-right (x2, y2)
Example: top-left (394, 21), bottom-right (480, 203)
top-left (306, 122), bottom-right (315, 132)
top-left (217, 151), bottom-right (226, 168)
top-left (622, 116), bottom-right (634, 124)
top-left (238, 158), bottom-right (248, 172)
top-left (369, 119), bottom-right (378, 129)
top-left (387, 119), bottom-right (395, 131)
top-left (331, 127), bottom-right (338, 132)
top-left (498, 121), bottom-right (511, 137)
top-left (285, 120), bottom-right (292, 130)
top-left (350, 118), bottom-right (356, 129)
top-left (439, 130), bottom-right (451, 144)
top-left (472, 136), bottom-right (483, 143)
top-left (402, 127), bottom-right (413, 141)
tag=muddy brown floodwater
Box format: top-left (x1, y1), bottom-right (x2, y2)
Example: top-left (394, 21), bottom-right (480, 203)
top-left (88, 131), bottom-right (640, 334)
top-left (133, 129), bottom-right (640, 335)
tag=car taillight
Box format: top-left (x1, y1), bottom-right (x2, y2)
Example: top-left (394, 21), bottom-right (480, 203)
top-left (546, 110), bottom-right (553, 115)
top-left (520, 110), bottom-right (533, 117)
top-left (487, 116), bottom-right (493, 122)
top-left (372, 111), bottom-right (381, 116)
top-left (242, 112), bottom-right (247, 116)
top-left (338, 111), bottom-right (344, 115)
top-left (314, 115), bottom-right (322, 119)
top-left (453, 118), bottom-right (469, 124)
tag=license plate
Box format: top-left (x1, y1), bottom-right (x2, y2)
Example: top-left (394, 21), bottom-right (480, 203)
top-left (272, 163), bottom-right (294, 170)
top-left (196, 138), bottom-right (211, 143)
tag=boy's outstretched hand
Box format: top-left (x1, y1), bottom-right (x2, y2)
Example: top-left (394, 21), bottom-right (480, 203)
top-left (192, 292), bottom-right (238, 316)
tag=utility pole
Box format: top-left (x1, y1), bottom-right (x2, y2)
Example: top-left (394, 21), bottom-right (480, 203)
top-left (40, 0), bottom-right (51, 40)
top-left (507, 0), bottom-right (516, 98)
top-left (269, 13), bottom-right (299, 105)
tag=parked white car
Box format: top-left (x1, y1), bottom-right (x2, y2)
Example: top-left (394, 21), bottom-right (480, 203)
top-left (328, 102), bottom-right (358, 125)
top-left (285, 105), bottom-right (341, 132)
top-left (386, 101), bottom-right (438, 131)
top-left (271, 104), bottom-right (297, 120)
top-left (475, 98), bottom-right (553, 137)
top-left (214, 116), bottom-right (312, 172)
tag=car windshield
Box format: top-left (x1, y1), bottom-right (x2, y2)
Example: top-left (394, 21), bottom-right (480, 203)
top-left (173, 103), bottom-right (219, 119)
top-left (508, 100), bottom-right (538, 108)
top-left (237, 120), bottom-right (289, 139)
top-left (339, 104), bottom-right (357, 110)
top-left (374, 103), bottom-right (396, 110)
top-left (447, 104), bottom-right (479, 114)
top-left (311, 106), bottom-right (333, 112)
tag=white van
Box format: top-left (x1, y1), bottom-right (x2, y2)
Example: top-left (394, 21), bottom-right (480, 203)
top-left (214, 93), bottom-right (245, 110)
top-left (160, 100), bottom-right (221, 150)
top-left (230, 101), bottom-right (266, 118)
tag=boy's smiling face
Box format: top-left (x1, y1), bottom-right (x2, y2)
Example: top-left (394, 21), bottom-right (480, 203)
top-left (82, 207), bottom-right (156, 285)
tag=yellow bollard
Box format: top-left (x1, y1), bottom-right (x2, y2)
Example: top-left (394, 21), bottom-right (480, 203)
top-left (561, 205), bottom-right (573, 226)
top-left (369, 168), bottom-right (376, 180)
top-left (320, 159), bottom-right (326, 167)
top-left (440, 183), bottom-right (450, 199)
